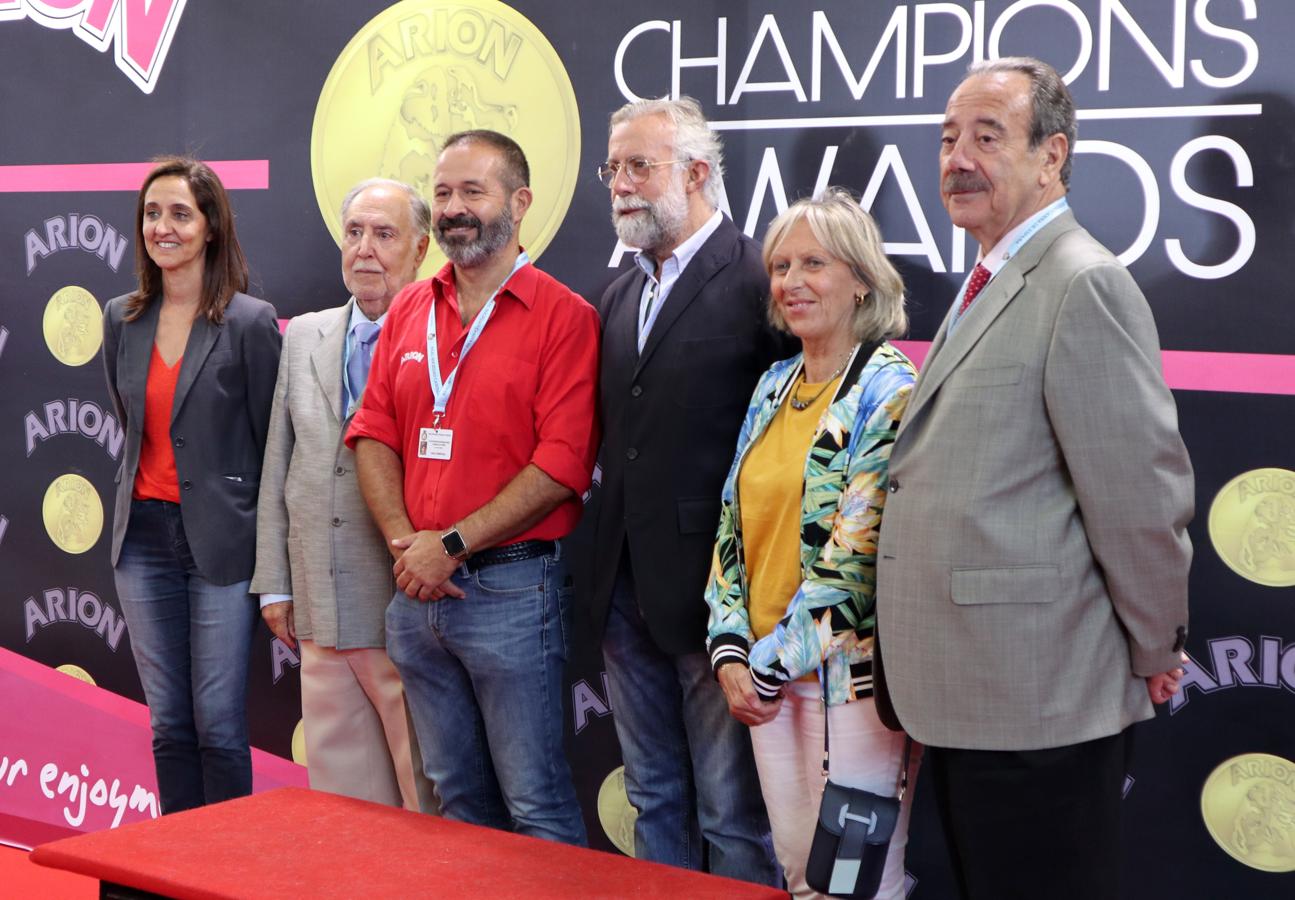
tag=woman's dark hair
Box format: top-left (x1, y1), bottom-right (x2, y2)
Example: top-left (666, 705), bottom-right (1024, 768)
top-left (125, 156), bottom-right (249, 322)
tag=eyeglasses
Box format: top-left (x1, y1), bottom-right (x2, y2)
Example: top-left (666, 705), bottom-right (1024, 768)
top-left (596, 157), bottom-right (688, 188)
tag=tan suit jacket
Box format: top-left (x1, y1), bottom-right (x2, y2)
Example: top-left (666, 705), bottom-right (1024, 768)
top-left (251, 300), bottom-right (394, 648)
top-left (876, 210), bottom-right (1193, 751)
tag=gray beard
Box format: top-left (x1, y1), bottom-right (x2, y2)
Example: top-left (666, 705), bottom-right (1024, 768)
top-left (435, 210), bottom-right (515, 268)
top-left (611, 184), bottom-right (688, 254)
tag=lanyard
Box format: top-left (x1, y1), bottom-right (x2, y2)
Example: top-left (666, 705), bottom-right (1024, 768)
top-left (1001, 196), bottom-right (1068, 262)
top-left (950, 197), bottom-right (1068, 332)
top-left (426, 251), bottom-right (528, 424)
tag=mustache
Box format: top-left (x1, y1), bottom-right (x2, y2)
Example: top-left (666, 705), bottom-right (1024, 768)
top-left (943, 172), bottom-right (991, 193)
top-left (438, 213), bottom-right (481, 232)
top-left (612, 196), bottom-right (652, 214)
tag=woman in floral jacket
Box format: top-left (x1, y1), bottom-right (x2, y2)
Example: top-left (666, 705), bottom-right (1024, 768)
top-left (704, 189), bottom-right (918, 899)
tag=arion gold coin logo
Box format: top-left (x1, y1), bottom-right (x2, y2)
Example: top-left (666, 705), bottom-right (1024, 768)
top-left (311, 0), bottom-right (580, 279)
top-left (597, 765), bottom-right (638, 857)
top-left (56, 663), bottom-right (96, 685)
top-left (291, 719), bottom-right (308, 766)
top-left (1201, 753), bottom-right (1295, 872)
top-left (43, 286), bottom-right (102, 366)
top-left (42, 474), bottom-right (104, 555)
top-left (1208, 468), bottom-right (1295, 587)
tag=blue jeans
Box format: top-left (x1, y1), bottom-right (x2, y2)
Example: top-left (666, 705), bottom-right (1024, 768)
top-left (385, 544), bottom-right (587, 846)
top-left (113, 500), bottom-right (257, 814)
top-left (602, 559), bottom-right (779, 884)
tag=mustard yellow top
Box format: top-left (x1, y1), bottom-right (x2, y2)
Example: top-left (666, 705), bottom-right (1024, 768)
top-left (738, 373), bottom-right (842, 644)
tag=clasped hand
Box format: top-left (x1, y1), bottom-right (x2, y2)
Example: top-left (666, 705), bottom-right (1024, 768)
top-left (1146, 653), bottom-right (1190, 705)
top-left (718, 663), bottom-right (783, 726)
top-left (391, 530), bottom-right (466, 602)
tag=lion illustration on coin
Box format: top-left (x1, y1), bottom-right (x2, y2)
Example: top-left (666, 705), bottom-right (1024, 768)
top-left (54, 297), bottom-right (94, 359)
top-left (53, 477), bottom-right (95, 550)
top-left (379, 64), bottom-right (518, 197)
top-left (1232, 780), bottom-right (1295, 862)
top-left (1240, 495), bottom-right (1295, 576)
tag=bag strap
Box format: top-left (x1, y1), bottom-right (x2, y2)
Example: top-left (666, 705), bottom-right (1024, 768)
top-left (821, 669), bottom-right (913, 800)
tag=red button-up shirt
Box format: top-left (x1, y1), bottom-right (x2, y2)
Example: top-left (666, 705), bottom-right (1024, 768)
top-left (346, 260), bottom-right (600, 541)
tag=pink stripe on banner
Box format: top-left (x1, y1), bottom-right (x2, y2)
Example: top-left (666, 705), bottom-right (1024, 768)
top-left (892, 341), bottom-right (1295, 396)
top-left (0, 160), bottom-right (269, 192)
top-left (892, 340), bottom-right (931, 369)
top-left (1161, 349), bottom-right (1295, 396)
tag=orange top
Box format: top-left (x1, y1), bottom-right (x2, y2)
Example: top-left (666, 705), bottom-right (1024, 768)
top-left (738, 373), bottom-right (841, 641)
top-left (132, 345), bottom-right (182, 503)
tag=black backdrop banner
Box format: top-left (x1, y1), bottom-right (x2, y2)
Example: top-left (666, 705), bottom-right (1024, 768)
top-left (2, 1), bottom-right (1293, 896)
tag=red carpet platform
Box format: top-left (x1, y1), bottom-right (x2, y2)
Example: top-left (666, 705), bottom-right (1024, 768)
top-left (31, 787), bottom-right (787, 898)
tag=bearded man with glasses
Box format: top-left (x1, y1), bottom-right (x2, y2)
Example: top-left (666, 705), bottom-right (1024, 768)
top-left (583, 96), bottom-right (791, 883)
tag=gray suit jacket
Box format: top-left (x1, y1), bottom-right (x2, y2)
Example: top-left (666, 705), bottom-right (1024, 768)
top-left (875, 210), bottom-right (1193, 751)
top-left (250, 300), bottom-right (394, 649)
top-left (103, 292), bottom-right (281, 586)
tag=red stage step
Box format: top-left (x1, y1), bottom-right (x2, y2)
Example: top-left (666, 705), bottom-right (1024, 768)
top-left (31, 787), bottom-right (786, 898)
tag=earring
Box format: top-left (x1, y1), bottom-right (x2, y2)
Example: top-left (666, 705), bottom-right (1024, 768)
top-left (854, 293), bottom-right (865, 306)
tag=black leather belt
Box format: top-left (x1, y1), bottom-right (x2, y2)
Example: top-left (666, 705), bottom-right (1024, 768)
top-left (464, 540), bottom-right (555, 572)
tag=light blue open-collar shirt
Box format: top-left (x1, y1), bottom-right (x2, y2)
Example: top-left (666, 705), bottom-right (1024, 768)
top-left (632, 208), bottom-right (724, 351)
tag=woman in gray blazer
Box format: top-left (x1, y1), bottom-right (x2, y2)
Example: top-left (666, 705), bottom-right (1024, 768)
top-left (102, 157), bottom-right (281, 813)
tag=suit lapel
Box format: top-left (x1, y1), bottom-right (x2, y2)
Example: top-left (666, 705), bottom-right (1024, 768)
top-left (171, 308), bottom-right (220, 425)
top-left (634, 218), bottom-right (737, 376)
top-left (312, 301), bottom-right (351, 425)
top-left (903, 211), bottom-right (1080, 429)
top-left (122, 301), bottom-right (161, 423)
top-left (607, 269), bottom-right (647, 378)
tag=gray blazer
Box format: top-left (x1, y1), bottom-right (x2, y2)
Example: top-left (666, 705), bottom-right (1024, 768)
top-left (875, 210), bottom-right (1193, 751)
top-left (250, 301), bottom-right (394, 649)
top-left (103, 291), bottom-right (282, 586)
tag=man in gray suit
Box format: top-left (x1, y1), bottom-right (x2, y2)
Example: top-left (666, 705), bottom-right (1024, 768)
top-left (875, 57), bottom-right (1193, 899)
top-left (252, 178), bottom-right (431, 810)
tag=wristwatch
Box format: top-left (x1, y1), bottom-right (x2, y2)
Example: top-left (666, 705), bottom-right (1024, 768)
top-left (440, 527), bottom-right (471, 561)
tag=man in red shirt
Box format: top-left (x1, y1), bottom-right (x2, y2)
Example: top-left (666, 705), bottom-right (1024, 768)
top-left (347, 130), bottom-right (599, 845)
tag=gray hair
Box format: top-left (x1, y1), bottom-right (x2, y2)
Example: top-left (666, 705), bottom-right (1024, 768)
top-left (340, 178), bottom-right (431, 238)
top-left (966, 56), bottom-right (1076, 189)
top-left (762, 188), bottom-right (908, 344)
top-left (609, 96), bottom-right (724, 208)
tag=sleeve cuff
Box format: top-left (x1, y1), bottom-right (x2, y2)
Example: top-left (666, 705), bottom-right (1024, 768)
top-left (344, 410), bottom-right (400, 452)
top-left (1131, 627), bottom-right (1187, 677)
top-left (749, 666), bottom-right (785, 701)
top-left (708, 634), bottom-right (750, 676)
top-left (259, 594), bottom-right (292, 609)
top-left (531, 442), bottom-right (593, 496)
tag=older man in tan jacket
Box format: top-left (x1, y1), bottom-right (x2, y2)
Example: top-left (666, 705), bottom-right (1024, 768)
top-left (876, 58), bottom-right (1192, 899)
top-left (252, 178), bottom-right (433, 810)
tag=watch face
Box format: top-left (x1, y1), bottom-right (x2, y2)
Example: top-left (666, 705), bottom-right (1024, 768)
top-left (442, 529), bottom-right (468, 559)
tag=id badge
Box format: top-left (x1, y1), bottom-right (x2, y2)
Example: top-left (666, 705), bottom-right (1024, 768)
top-left (418, 427), bottom-right (453, 460)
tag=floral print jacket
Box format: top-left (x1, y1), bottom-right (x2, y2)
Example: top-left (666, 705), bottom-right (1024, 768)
top-left (705, 341), bottom-right (915, 706)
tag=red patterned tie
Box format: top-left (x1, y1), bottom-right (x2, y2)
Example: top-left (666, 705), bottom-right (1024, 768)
top-left (958, 263), bottom-right (991, 315)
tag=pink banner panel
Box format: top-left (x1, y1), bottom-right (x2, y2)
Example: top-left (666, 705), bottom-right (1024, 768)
top-left (0, 161), bottom-right (270, 192)
top-left (1160, 349), bottom-right (1295, 396)
top-left (0, 649), bottom-right (305, 851)
top-left (893, 341), bottom-right (1295, 396)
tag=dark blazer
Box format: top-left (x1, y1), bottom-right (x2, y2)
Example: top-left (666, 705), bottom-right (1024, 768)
top-left (589, 215), bottom-right (795, 655)
top-left (103, 291), bottom-right (282, 586)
